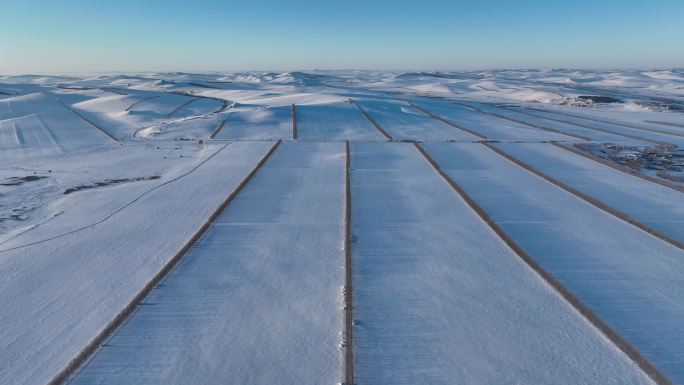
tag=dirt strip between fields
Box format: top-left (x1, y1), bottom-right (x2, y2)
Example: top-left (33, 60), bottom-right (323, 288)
top-left (292, 104), bottom-right (298, 140)
top-left (58, 98), bottom-right (119, 142)
top-left (343, 141), bottom-right (354, 385)
top-left (349, 100), bottom-right (394, 141)
top-left (125, 95), bottom-right (160, 112)
top-left (550, 141), bottom-right (684, 194)
top-left (450, 102), bottom-right (593, 141)
top-left (497, 105), bottom-right (675, 145)
top-left (48, 140), bottom-right (282, 385)
top-left (413, 141), bottom-right (673, 385)
top-left (209, 118), bottom-right (228, 139)
top-left (408, 101), bottom-right (487, 139)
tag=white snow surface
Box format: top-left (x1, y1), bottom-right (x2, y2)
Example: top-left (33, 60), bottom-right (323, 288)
top-left (2, 69), bottom-right (684, 385)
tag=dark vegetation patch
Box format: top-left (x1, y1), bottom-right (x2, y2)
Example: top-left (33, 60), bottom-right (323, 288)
top-left (64, 176), bottom-right (160, 195)
top-left (577, 95), bottom-right (622, 103)
top-left (0, 175), bottom-right (48, 186)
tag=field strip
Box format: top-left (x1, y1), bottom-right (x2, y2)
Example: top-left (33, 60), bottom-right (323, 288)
top-left (482, 141), bottom-right (684, 251)
top-left (451, 101), bottom-right (592, 141)
top-left (343, 141), bottom-right (354, 385)
top-left (526, 107), bottom-right (684, 138)
top-left (349, 100), bottom-right (394, 141)
top-left (292, 103), bottom-right (298, 139)
top-left (499, 105), bottom-right (680, 144)
top-left (124, 95), bottom-right (160, 112)
top-left (58, 98), bottom-right (119, 142)
top-left (550, 141), bottom-right (684, 193)
top-left (407, 101), bottom-right (488, 139)
top-left (49, 140), bottom-right (281, 385)
top-left (413, 141), bottom-right (671, 385)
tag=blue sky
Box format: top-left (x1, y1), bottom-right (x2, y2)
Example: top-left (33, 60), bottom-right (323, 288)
top-left (1, 0), bottom-right (682, 73)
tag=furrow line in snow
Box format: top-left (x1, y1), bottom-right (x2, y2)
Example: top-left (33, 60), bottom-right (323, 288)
top-left (407, 101), bottom-right (488, 139)
top-left (57, 98), bottom-right (119, 142)
top-left (483, 141), bottom-right (684, 251)
top-left (343, 140), bottom-right (354, 385)
top-left (124, 95), bottom-right (160, 112)
top-left (49, 140), bottom-right (282, 385)
top-left (412, 141), bottom-right (672, 385)
top-left (499, 105), bottom-right (679, 145)
top-left (450, 102), bottom-right (593, 141)
top-left (292, 103), bottom-right (298, 140)
top-left (550, 141), bottom-right (684, 194)
top-left (349, 100), bottom-right (393, 141)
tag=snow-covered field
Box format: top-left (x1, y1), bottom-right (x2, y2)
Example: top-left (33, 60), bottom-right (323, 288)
top-left (1, 69), bottom-right (684, 385)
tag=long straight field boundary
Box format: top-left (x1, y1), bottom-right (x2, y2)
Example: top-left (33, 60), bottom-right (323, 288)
top-left (412, 141), bottom-right (673, 385)
top-left (343, 141), bottom-right (354, 385)
top-left (48, 140), bottom-right (282, 385)
top-left (349, 100), bottom-right (394, 141)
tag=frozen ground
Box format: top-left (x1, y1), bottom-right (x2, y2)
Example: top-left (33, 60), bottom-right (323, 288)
top-left (1, 69), bottom-right (684, 385)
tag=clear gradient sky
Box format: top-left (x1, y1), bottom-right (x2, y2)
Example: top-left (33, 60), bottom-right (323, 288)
top-left (1, 0), bottom-right (683, 73)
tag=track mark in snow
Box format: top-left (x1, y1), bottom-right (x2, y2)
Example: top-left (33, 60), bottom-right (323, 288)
top-left (0, 143), bottom-right (231, 252)
top-left (48, 140), bottom-right (281, 385)
top-left (349, 100), bottom-right (393, 141)
top-left (58, 98), bottom-right (119, 142)
top-left (408, 101), bottom-right (488, 139)
top-left (645, 120), bottom-right (684, 130)
top-left (413, 141), bottom-right (672, 385)
top-left (551, 141), bottom-right (684, 194)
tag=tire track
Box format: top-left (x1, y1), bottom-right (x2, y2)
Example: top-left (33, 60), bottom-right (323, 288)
top-left (483, 141), bottom-right (684, 251)
top-left (58, 98), bottom-right (119, 142)
top-left (407, 101), bottom-right (487, 139)
top-left (412, 141), bottom-right (672, 385)
top-left (497, 105), bottom-right (675, 146)
top-left (451, 101), bottom-right (591, 141)
top-left (349, 100), bottom-right (393, 141)
top-left (0, 143), bottom-right (229, 252)
top-left (48, 140), bottom-right (282, 385)
top-left (343, 141), bottom-right (354, 385)
top-left (550, 141), bottom-right (684, 194)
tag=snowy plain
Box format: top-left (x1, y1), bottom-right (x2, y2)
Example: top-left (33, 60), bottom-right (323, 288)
top-left (1, 69), bottom-right (684, 384)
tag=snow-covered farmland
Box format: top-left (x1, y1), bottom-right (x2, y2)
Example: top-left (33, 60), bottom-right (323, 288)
top-left (1, 69), bottom-right (684, 384)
